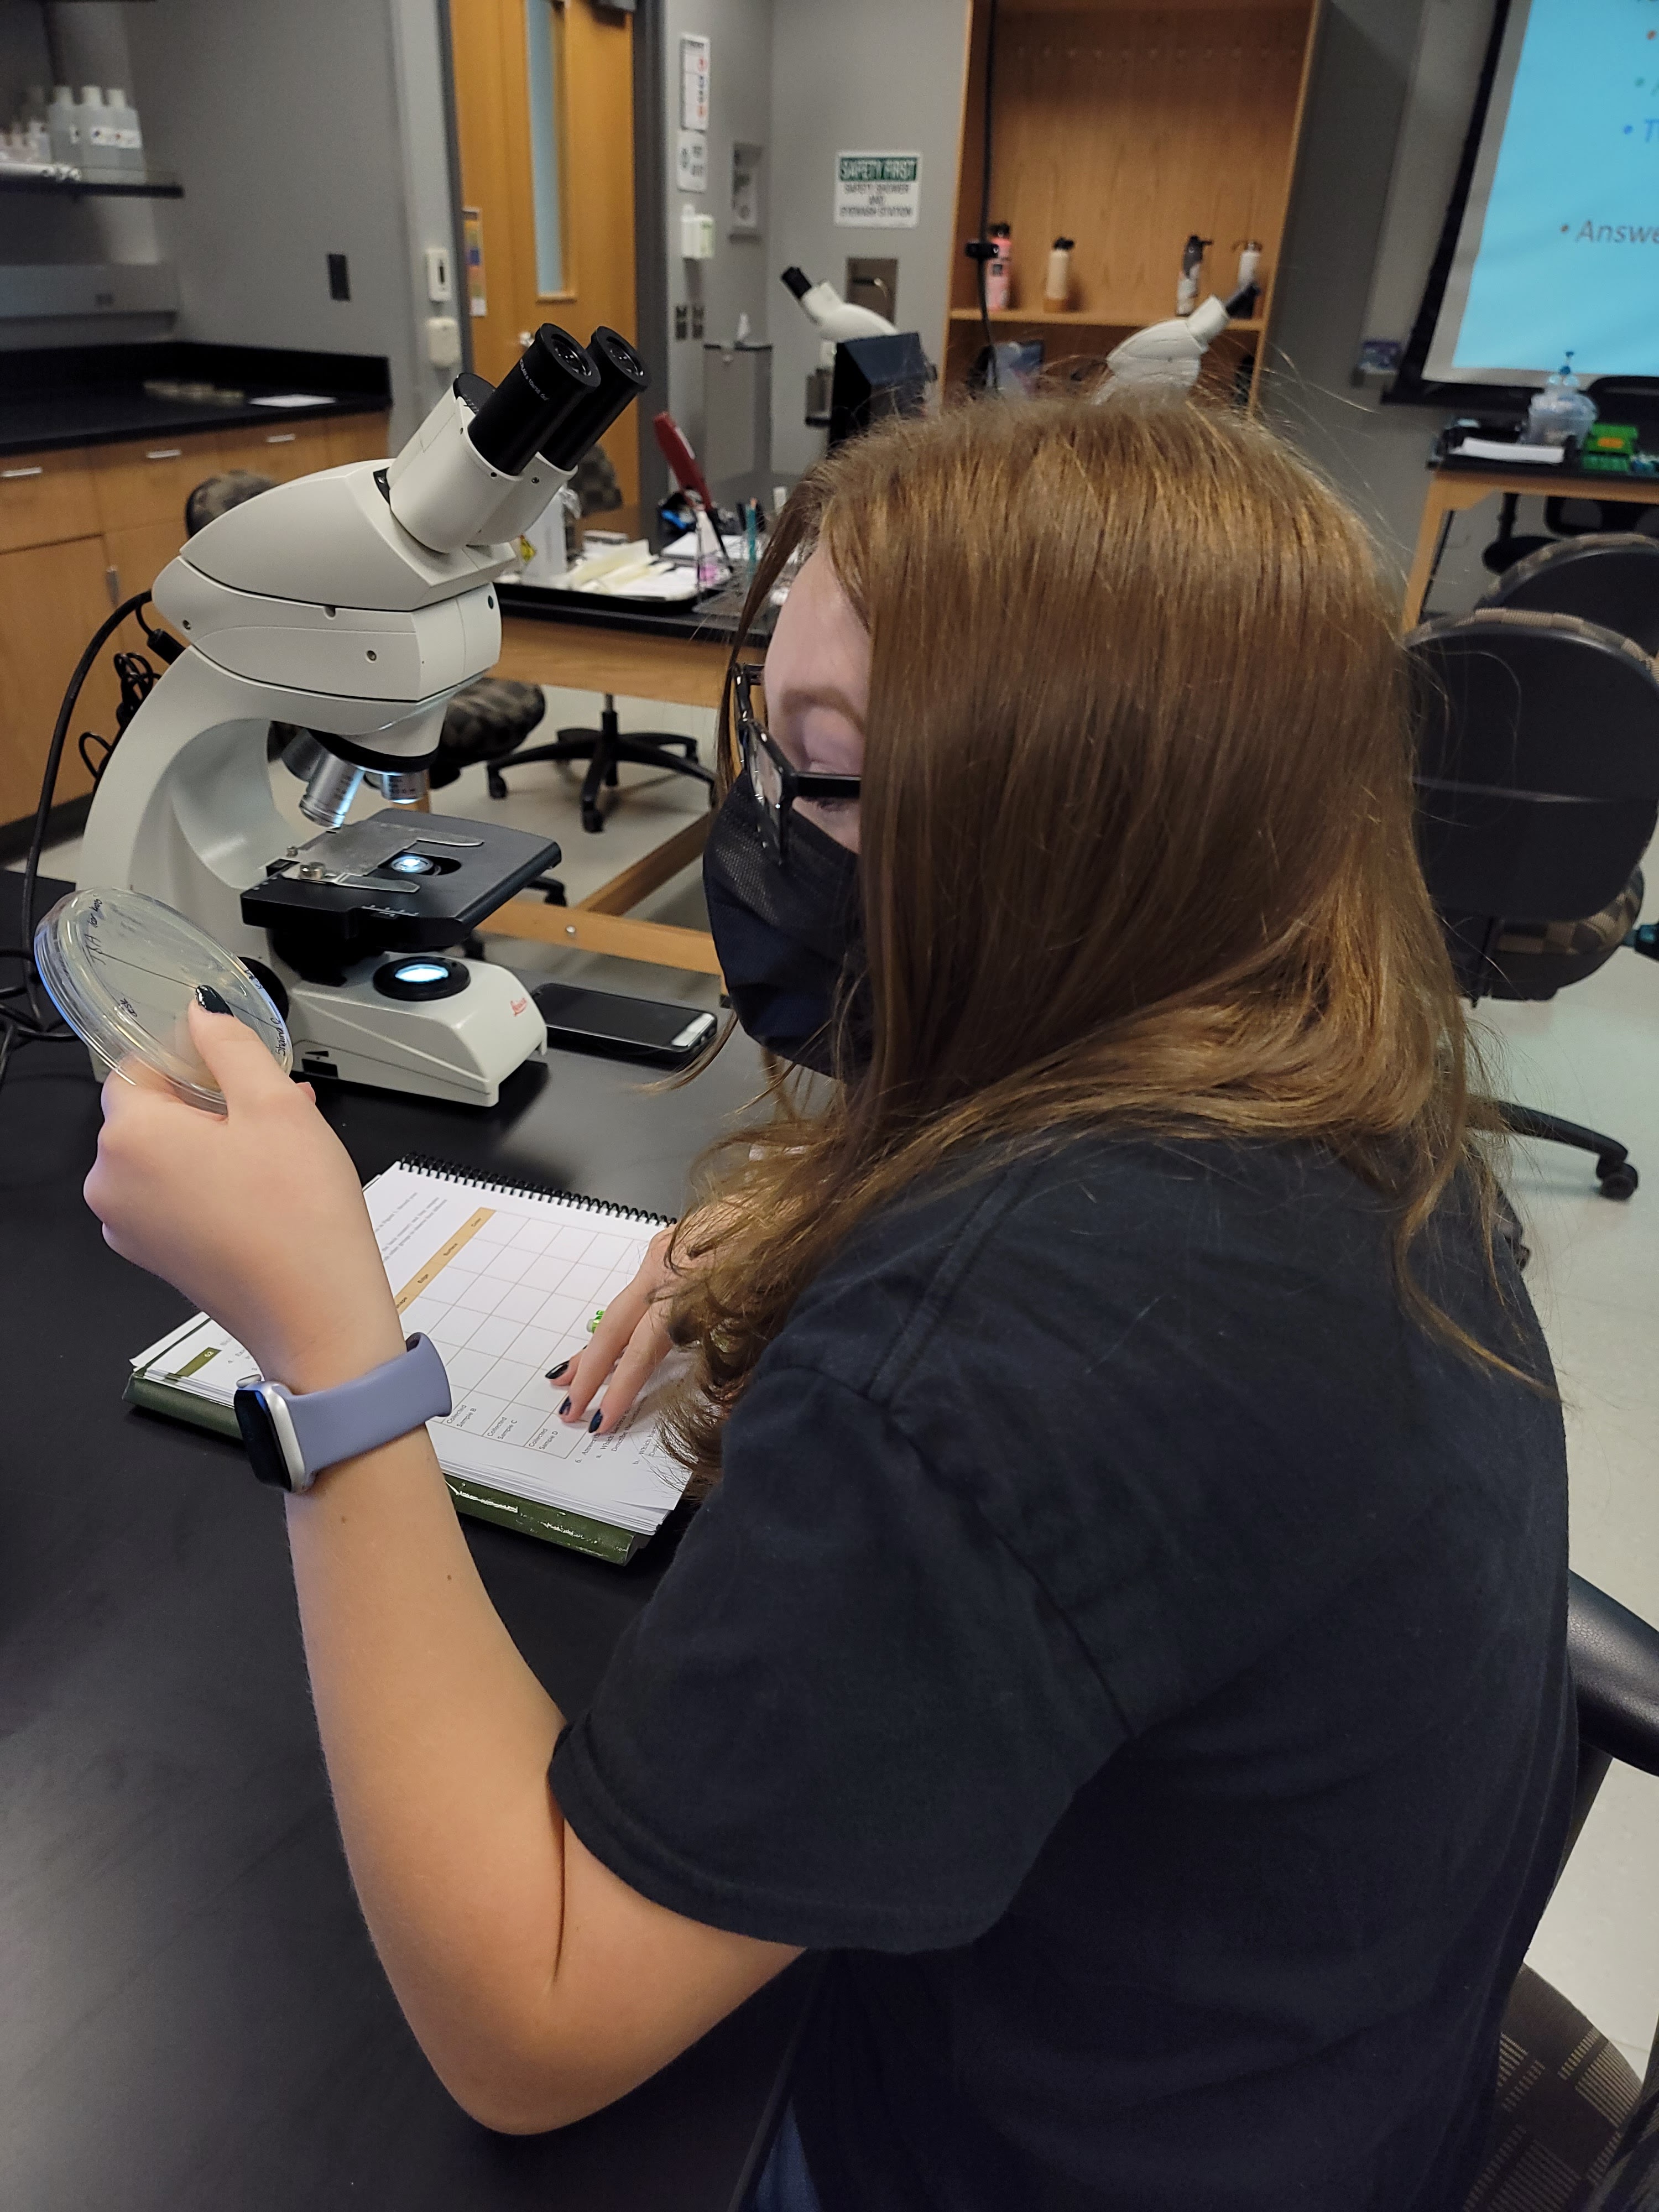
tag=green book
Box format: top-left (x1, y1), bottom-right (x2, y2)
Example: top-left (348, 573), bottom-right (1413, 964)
top-left (126, 1155), bottom-right (687, 1568)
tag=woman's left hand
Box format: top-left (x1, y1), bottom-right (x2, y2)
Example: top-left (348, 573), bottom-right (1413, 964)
top-left (84, 1000), bottom-right (406, 1393)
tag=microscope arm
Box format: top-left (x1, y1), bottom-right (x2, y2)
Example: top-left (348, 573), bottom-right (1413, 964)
top-left (1103, 295), bottom-right (1234, 389)
top-left (77, 323), bottom-right (653, 1108)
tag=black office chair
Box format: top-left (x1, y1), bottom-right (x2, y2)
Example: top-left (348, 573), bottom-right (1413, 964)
top-left (1406, 610), bottom-right (1659, 1198)
top-left (1481, 535), bottom-right (1659, 656)
top-left (1482, 498), bottom-right (1659, 579)
top-left (1462, 1576), bottom-right (1659, 2210)
top-left (484, 441), bottom-right (715, 833)
top-left (485, 690), bottom-right (715, 835)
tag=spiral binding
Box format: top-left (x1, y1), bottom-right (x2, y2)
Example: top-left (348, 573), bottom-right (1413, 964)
top-left (392, 1154), bottom-right (672, 1229)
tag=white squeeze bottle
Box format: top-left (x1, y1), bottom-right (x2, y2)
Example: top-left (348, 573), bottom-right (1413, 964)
top-left (77, 87), bottom-right (112, 174)
top-left (79, 86), bottom-right (121, 176)
top-left (101, 87), bottom-right (144, 176)
top-left (46, 85), bottom-right (80, 167)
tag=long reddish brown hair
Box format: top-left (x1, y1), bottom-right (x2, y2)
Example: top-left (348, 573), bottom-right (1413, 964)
top-left (663, 392), bottom-right (1509, 1479)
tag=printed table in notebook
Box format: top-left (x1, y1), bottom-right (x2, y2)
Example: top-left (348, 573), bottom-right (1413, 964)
top-left (127, 1159), bottom-right (691, 1560)
top-left (365, 1164), bottom-right (685, 1524)
top-left (385, 1199), bottom-right (639, 1455)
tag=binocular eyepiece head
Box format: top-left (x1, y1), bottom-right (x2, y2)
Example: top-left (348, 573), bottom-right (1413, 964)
top-left (466, 323), bottom-right (650, 478)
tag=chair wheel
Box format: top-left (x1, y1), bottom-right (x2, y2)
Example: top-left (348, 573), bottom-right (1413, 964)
top-left (486, 769), bottom-right (508, 801)
top-left (1598, 1163), bottom-right (1639, 1199)
top-left (581, 806), bottom-right (606, 834)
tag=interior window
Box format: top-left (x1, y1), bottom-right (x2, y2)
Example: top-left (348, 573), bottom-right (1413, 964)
top-left (524, 0), bottom-right (566, 298)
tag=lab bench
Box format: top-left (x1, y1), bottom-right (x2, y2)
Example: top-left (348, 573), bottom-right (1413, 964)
top-left (0, 866), bottom-right (806, 2212)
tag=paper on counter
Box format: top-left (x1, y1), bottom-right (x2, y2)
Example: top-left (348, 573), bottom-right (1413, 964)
top-left (1448, 436), bottom-right (1565, 465)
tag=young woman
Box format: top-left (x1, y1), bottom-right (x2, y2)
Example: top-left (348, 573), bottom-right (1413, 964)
top-left (85, 395), bottom-right (1571, 2212)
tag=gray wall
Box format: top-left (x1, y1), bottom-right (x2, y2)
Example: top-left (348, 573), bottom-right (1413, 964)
top-left (122, 0), bottom-right (455, 442)
top-left (660, 0), bottom-right (774, 461)
top-left (766, 0), bottom-right (971, 479)
top-left (1262, 0), bottom-right (1496, 615)
top-left (1, 2), bottom-right (169, 349)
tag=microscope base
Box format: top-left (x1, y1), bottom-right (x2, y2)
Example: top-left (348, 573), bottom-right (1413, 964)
top-left (284, 957), bottom-right (545, 1108)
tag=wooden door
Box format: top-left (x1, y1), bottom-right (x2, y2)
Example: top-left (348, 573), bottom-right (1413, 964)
top-left (448, 0), bottom-right (639, 502)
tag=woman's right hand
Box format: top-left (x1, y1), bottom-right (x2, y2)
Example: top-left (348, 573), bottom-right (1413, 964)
top-left (554, 1223), bottom-right (685, 1437)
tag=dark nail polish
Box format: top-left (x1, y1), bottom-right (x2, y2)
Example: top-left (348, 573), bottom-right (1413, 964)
top-left (195, 984), bottom-right (231, 1015)
top-left (547, 1359), bottom-right (569, 1380)
top-left (588, 1409), bottom-right (603, 1433)
top-left (559, 1396), bottom-right (571, 1416)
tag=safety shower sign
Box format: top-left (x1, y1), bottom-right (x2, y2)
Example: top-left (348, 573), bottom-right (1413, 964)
top-left (834, 152), bottom-right (921, 228)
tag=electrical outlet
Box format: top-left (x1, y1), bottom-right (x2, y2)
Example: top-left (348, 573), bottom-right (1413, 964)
top-left (691, 302), bottom-right (706, 338)
top-left (675, 303), bottom-right (689, 340)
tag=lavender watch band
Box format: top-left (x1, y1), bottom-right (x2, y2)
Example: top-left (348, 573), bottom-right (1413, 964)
top-left (248, 1334), bottom-right (451, 1491)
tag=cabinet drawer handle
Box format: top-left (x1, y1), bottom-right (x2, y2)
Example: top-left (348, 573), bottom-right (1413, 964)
top-left (264, 433), bottom-right (298, 446)
top-left (145, 448), bottom-right (184, 462)
top-left (2, 466), bottom-right (45, 480)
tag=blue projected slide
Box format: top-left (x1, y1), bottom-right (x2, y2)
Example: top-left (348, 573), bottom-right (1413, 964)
top-left (1430, 0), bottom-right (1659, 381)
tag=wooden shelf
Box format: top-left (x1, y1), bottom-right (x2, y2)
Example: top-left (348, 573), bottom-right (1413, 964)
top-left (949, 307), bottom-right (1264, 332)
top-left (942, 0), bottom-right (1319, 408)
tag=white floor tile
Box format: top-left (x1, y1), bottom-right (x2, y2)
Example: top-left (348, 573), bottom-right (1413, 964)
top-left (1475, 901), bottom-right (1659, 2056)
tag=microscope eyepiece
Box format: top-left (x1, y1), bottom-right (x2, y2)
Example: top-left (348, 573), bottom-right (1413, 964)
top-left (538, 326), bottom-right (651, 468)
top-left (466, 324), bottom-right (601, 477)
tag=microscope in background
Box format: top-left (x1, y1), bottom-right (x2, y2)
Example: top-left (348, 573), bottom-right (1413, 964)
top-left (77, 326), bottom-right (648, 1106)
top-left (779, 265), bottom-right (931, 446)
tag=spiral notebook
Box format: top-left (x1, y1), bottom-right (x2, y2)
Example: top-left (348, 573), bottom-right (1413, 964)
top-left (125, 1156), bottom-right (692, 1564)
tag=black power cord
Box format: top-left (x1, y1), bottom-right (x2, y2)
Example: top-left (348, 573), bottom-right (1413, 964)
top-left (77, 650), bottom-right (160, 788)
top-left (964, 0), bottom-right (1001, 395)
top-left (3, 592), bottom-right (181, 1098)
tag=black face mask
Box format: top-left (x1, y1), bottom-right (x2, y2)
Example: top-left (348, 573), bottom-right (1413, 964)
top-left (702, 771), bottom-right (866, 1076)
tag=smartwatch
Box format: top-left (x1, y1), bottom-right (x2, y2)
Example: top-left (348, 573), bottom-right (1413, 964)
top-left (233, 1333), bottom-right (452, 1493)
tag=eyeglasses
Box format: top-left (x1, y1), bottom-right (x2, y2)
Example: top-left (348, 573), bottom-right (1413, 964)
top-left (733, 661), bottom-right (862, 863)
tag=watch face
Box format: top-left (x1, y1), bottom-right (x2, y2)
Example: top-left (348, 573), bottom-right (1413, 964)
top-left (234, 1386), bottom-right (298, 1490)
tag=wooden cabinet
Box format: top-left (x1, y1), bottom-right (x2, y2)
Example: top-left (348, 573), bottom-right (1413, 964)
top-left (217, 414), bottom-right (351, 482)
top-left (0, 411), bottom-right (389, 831)
top-left (0, 537), bottom-right (118, 824)
top-left (104, 517), bottom-right (192, 607)
top-left (330, 415), bottom-right (393, 468)
top-left (0, 448), bottom-right (99, 555)
top-left (943, 0), bottom-right (1321, 406)
top-left (90, 434), bottom-right (227, 534)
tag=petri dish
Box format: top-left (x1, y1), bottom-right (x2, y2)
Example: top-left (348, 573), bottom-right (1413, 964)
top-left (34, 887), bottom-right (291, 1112)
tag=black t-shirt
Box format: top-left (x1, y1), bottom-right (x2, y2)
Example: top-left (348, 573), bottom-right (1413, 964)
top-left (551, 1138), bottom-right (1572, 2212)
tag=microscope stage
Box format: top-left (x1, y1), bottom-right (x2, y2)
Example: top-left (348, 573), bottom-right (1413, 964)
top-left (243, 807), bottom-right (561, 984)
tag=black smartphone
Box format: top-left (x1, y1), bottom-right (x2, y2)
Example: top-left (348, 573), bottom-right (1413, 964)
top-left (533, 982), bottom-right (719, 1069)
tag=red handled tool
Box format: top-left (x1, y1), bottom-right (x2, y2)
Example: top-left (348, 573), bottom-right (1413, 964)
top-left (652, 410), bottom-right (717, 514)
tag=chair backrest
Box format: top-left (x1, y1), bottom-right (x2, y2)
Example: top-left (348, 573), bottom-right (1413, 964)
top-left (1480, 533), bottom-right (1659, 656)
top-left (1405, 611), bottom-right (1659, 930)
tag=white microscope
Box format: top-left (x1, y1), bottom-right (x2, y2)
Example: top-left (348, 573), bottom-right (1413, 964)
top-left (77, 325), bottom-right (648, 1107)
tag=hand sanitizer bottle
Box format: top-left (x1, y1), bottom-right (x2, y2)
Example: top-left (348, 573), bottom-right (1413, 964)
top-left (1527, 355), bottom-right (1598, 447)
